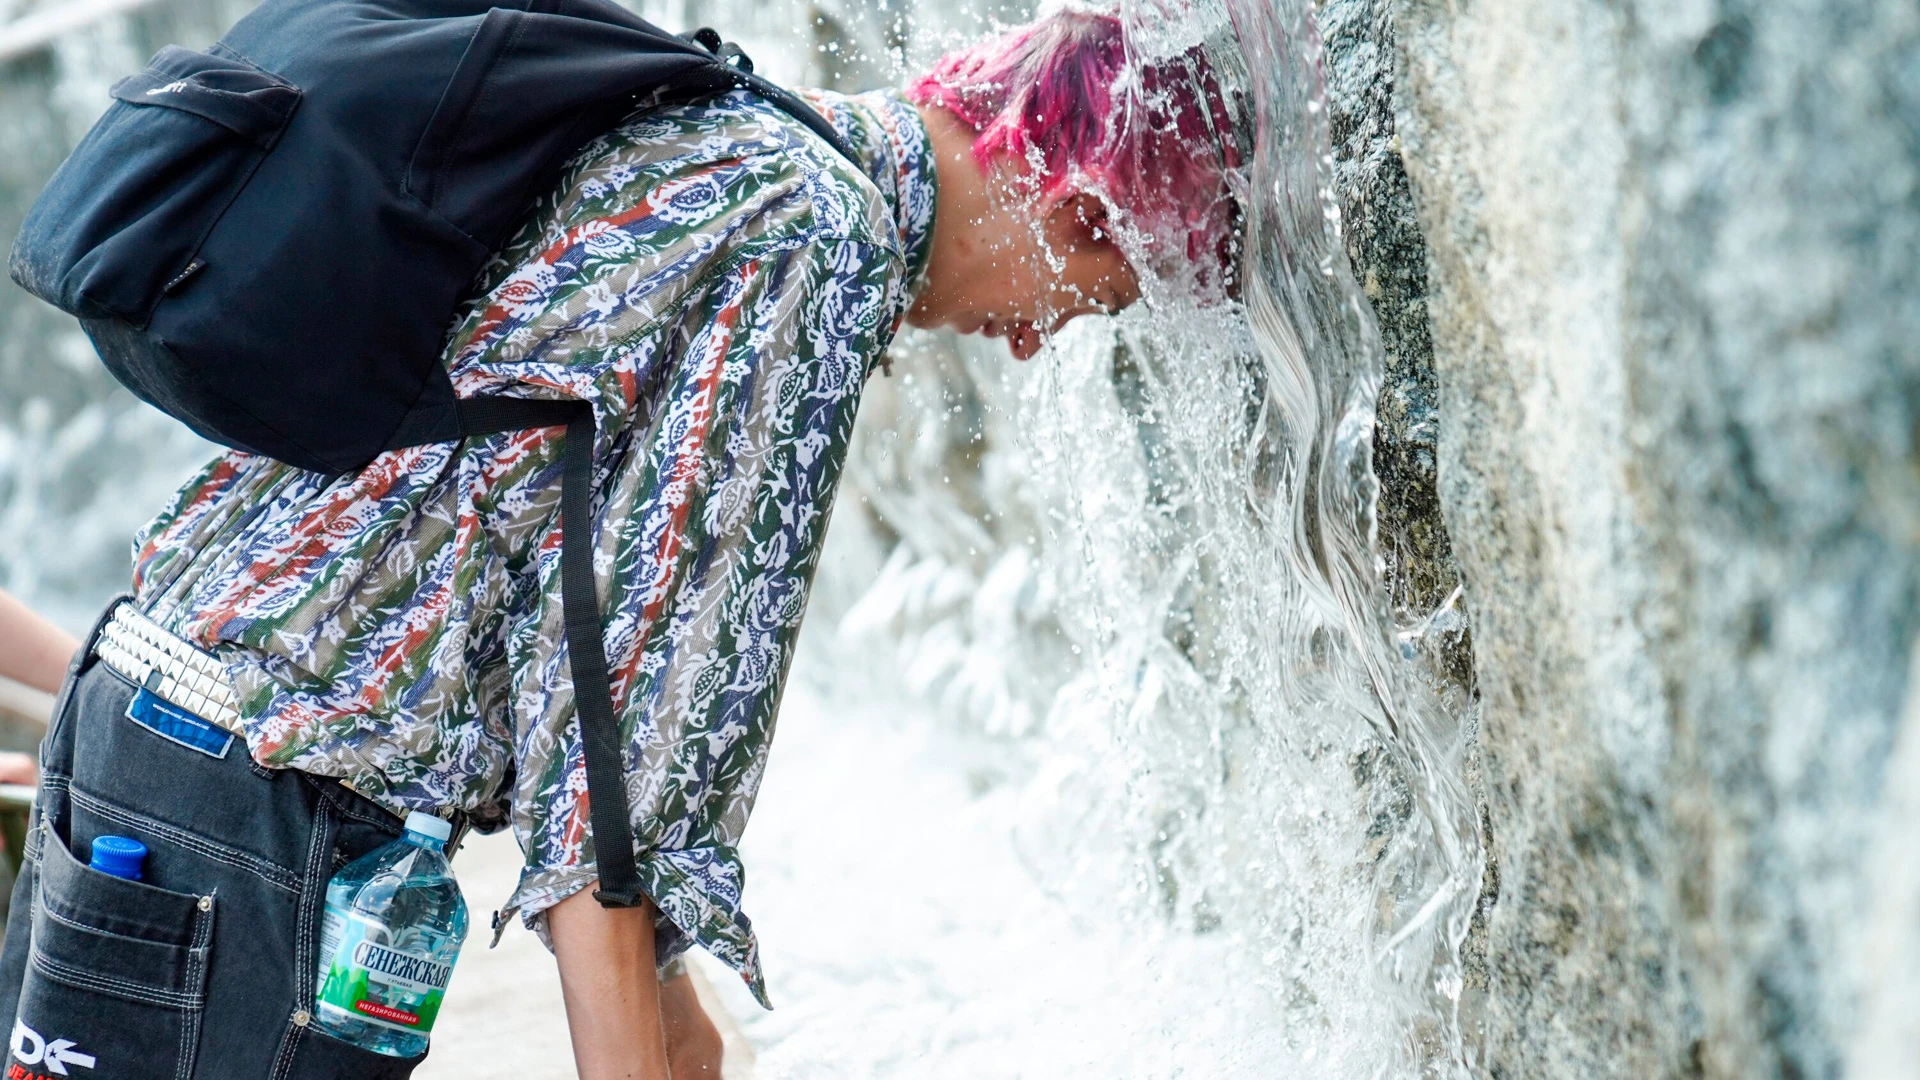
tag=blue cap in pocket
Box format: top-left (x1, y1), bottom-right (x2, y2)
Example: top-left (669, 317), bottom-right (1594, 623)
top-left (89, 835), bottom-right (148, 881)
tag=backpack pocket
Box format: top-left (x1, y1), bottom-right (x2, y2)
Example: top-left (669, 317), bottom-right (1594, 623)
top-left (9, 44), bottom-right (300, 325)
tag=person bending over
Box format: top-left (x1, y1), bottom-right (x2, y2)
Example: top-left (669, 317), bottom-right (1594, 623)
top-left (0, 9), bottom-right (1234, 1079)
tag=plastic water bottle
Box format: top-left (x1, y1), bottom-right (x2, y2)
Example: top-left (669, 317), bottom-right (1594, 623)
top-left (89, 835), bottom-right (147, 880)
top-left (312, 811), bottom-right (468, 1057)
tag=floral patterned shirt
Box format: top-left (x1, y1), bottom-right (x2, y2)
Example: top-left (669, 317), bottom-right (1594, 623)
top-left (128, 88), bottom-right (935, 1006)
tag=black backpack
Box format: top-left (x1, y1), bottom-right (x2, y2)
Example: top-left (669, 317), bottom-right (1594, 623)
top-left (8, 0), bottom-right (861, 909)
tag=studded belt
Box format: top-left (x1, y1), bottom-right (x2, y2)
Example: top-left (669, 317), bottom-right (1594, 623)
top-left (95, 603), bottom-right (242, 734)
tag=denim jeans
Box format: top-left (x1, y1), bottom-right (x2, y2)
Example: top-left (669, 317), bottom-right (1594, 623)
top-left (0, 605), bottom-right (429, 1079)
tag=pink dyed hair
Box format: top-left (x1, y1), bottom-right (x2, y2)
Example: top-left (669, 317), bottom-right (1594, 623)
top-left (908, 8), bottom-right (1240, 291)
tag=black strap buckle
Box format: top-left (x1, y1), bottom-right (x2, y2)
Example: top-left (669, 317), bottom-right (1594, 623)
top-left (679, 27), bottom-right (857, 164)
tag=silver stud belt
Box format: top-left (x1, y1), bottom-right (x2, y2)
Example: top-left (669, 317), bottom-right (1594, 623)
top-left (96, 603), bottom-right (242, 734)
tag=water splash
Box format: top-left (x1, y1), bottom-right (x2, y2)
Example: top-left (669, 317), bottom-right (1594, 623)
top-left (823, 0), bottom-right (1483, 1074)
top-left (1221, 0), bottom-right (1482, 1060)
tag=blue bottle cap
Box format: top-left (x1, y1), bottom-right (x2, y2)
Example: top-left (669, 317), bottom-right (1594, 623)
top-left (90, 835), bottom-right (148, 881)
top-left (404, 811), bottom-right (452, 844)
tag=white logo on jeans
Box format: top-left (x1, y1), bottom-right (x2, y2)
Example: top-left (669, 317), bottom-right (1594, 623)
top-left (144, 80), bottom-right (192, 96)
top-left (10, 1020), bottom-right (95, 1074)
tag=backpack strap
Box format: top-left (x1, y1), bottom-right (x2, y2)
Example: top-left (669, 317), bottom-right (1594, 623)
top-left (738, 70), bottom-right (860, 165)
top-left (437, 66), bottom-right (860, 915)
top-left (454, 396), bottom-right (645, 908)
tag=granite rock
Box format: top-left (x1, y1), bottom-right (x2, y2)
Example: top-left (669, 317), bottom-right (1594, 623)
top-left (1387, 0), bottom-right (1920, 1075)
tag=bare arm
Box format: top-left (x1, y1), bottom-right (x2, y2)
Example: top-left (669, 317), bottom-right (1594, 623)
top-left (658, 972), bottom-right (723, 1078)
top-left (549, 887), bottom-right (672, 1080)
top-left (0, 588), bottom-right (78, 695)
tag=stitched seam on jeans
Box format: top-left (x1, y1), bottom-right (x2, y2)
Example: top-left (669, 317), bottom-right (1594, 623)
top-left (65, 781), bottom-right (300, 891)
top-left (269, 797), bottom-right (334, 1080)
top-left (177, 900), bottom-right (212, 1080)
top-left (328, 792), bottom-right (402, 833)
top-left (28, 946), bottom-right (202, 1009)
top-left (309, 774), bottom-right (406, 834)
top-left (26, 772), bottom-right (66, 863)
top-left (60, 781), bottom-right (301, 893)
top-left (38, 900), bottom-right (192, 956)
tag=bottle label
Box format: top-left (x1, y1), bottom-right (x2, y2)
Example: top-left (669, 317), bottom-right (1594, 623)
top-left (315, 909), bottom-right (453, 1035)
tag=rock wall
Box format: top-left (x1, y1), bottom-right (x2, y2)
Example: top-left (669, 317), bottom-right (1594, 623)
top-left (1318, 0), bottom-right (1496, 1034)
top-left (1381, 0), bottom-right (1920, 1076)
top-left (1320, 0), bottom-right (1457, 650)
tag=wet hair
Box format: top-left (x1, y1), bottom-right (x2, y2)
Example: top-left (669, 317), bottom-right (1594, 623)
top-left (908, 7), bottom-right (1240, 294)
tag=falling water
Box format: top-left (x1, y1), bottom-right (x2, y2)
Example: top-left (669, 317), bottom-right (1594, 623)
top-left (817, 0), bottom-right (1485, 1073)
top-left (1, 0), bottom-right (1482, 1074)
top-left (1210, 0), bottom-right (1483, 1067)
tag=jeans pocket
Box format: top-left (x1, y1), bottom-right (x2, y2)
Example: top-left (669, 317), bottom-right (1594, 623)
top-left (11, 822), bottom-right (213, 1080)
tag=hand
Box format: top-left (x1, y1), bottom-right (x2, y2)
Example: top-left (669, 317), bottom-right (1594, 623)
top-left (660, 971), bottom-right (723, 1079)
top-left (0, 752), bottom-right (34, 786)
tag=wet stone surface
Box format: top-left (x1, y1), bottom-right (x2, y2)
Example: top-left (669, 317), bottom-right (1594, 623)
top-left (1391, 0), bottom-right (1920, 1076)
top-left (1317, 0), bottom-right (1493, 1018)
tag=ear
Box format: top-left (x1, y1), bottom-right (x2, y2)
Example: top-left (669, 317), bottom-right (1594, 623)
top-left (1044, 192), bottom-right (1116, 251)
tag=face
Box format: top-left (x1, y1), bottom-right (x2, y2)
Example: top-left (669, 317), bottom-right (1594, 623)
top-left (907, 108), bottom-right (1143, 360)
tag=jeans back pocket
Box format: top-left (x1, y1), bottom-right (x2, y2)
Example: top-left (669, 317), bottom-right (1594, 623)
top-left (12, 823), bottom-right (213, 1080)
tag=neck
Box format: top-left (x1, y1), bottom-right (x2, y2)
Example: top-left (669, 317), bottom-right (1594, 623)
top-left (909, 104), bottom-right (1005, 326)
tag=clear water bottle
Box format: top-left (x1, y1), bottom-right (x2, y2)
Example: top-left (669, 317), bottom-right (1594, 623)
top-left (313, 811), bottom-right (468, 1057)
